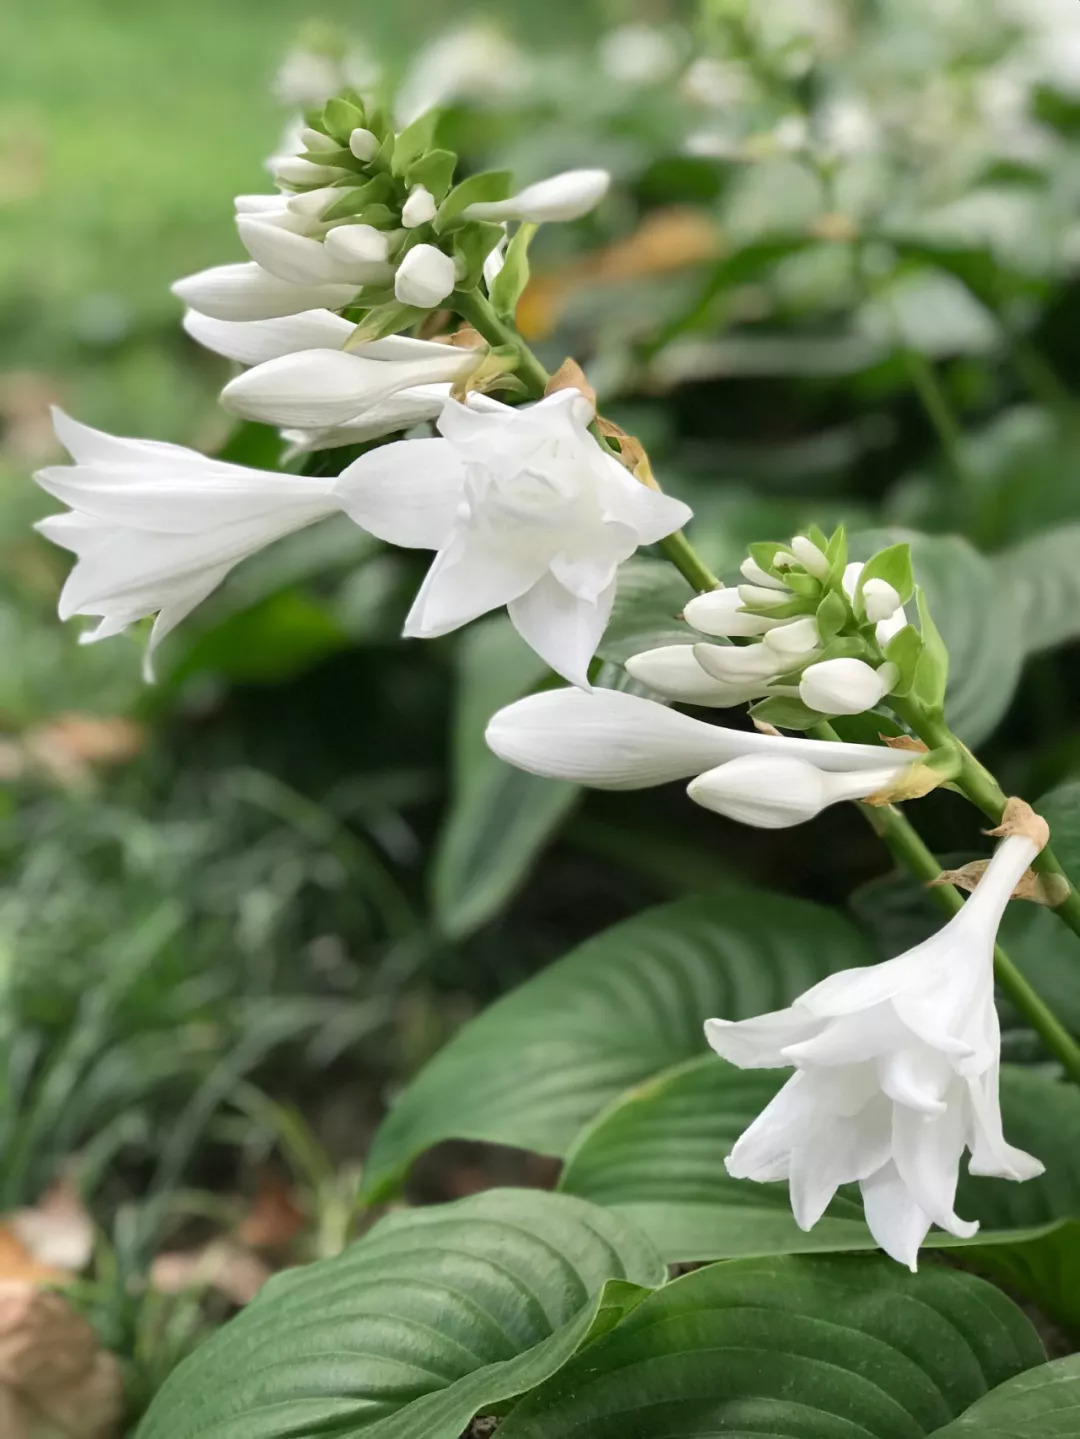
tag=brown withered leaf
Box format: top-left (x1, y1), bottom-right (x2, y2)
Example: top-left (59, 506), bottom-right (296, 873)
top-left (9, 1179), bottom-right (94, 1274)
top-left (0, 1230), bottom-right (68, 1288)
top-left (863, 762), bottom-right (948, 807)
top-left (592, 417), bottom-right (660, 490)
top-left (880, 734), bottom-right (929, 754)
top-left (151, 1241), bottom-right (271, 1308)
top-left (0, 1283), bottom-right (122, 1439)
top-left (984, 796), bottom-right (1051, 851)
top-left (544, 359), bottom-right (596, 410)
top-left (930, 860), bottom-right (1068, 906)
top-left (236, 1177), bottom-right (307, 1251)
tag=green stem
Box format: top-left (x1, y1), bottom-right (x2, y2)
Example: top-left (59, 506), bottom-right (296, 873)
top-left (810, 723), bottom-right (1080, 1082)
top-left (455, 288), bottom-right (721, 595)
top-left (451, 288), bottom-right (550, 396)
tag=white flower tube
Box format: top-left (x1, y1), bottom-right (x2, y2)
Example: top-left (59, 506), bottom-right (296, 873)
top-left (684, 588), bottom-right (781, 637)
top-left (220, 347), bottom-right (478, 429)
top-left (280, 384), bottom-right (452, 456)
top-left (172, 263), bottom-right (358, 322)
top-left (485, 687), bottom-right (918, 789)
top-left (688, 755), bottom-right (902, 828)
top-left (706, 829), bottom-right (1047, 1269)
top-left (800, 657), bottom-right (899, 715)
top-left (394, 244), bottom-right (459, 308)
top-left (693, 641), bottom-right (787, 685)
top-left (182, 310), bottom-right (458, 369)
top-left (33, 412), bottom-right (342, 678)
top-left (462, 169), bottom-right (611, 223)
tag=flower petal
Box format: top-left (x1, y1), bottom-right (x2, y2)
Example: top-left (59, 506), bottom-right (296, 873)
top-left (334, 438), bottom-right (465, 549)
top-left (182, 308), bottom-right (355, 365)
top-left (891, 1098), bottom-right (978, 1241)
top-left (404, 528), bottom-right (546, 639)
top-left (706, 1009), bottom-right (823, 1069)
top-left (172, 262), bottom-right (357, 322)
top-left (860, 1161), bottom-right (932, 1271)
top-left (625, 645), bottom-right (759, 708)
top-left (507, 573), bottom-right (616, 689)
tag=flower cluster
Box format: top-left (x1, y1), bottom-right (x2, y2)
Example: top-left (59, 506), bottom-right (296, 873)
top-left (629, 528), bottom-right (918, 726)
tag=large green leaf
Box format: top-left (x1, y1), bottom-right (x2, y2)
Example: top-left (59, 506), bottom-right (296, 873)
top-left (430, 616), bottom-right (578, 940)
top-left (852, 531), bottom-right (1024, 746)
top-left (497, 1255), bottom-right (1044, 1439)
top-left (935, 1356), bottom-right (1080, 1436)
top-left (559, 1058), bottom-right (1080, 1268)
top-left (998, 525), bottom-right (1080, 657)
top-left (137, 1188), bottom-right (664, 1439)
top-left (361, 889), bottom-right (875, 1202)
top-left (596, 558), bottom-right (697, 665)
top-left (1038, 782), bottom-right (1080, 888)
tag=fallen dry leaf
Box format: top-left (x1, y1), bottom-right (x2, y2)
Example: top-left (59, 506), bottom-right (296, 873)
top-left (0, 1283), bottom-right (122, 1439)
top-left (151, 1241), bottom-right (271, 1307)
top-left (236, 1177), bottom-right (307, 1251)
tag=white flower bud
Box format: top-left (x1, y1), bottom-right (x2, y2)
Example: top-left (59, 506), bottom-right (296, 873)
top-left (790, 535), bottom-right (831, 579)
top-left (740, 556), bottom-right (788, 590)
top-left (300, 126), bottom-right (341, 153)
top-left (842, 561), bottom-right (864, 600)
top-left (738, 583), bottom-right (793, 609)
top-left (463, 169), bottom-right (611, 224)
top-left (273, 156), bottom-right (354, 188)
top-left (800, 658), bottom-right (899, 715)
top-left (394, 245), bottom-right (458, 308)
top-left (688, 756), bottom-right (904, 829)
top-left (762, 616), bottom-right (820, 658)
top-left (349, 127), bottom-right (380, 161)
top-left (625, 645), bottom-right (763, 708)
top-left (286, 185), bottom-right (349, 218)
top-left (693, 642), bottom-right (786, 685)
top-left (862, 577), bottom-right (902, 624)
top-left (323, 224), bottom-right (392, 268)
top-left (876, 610), bottom-right (907, 645)
top-left (402, 185), bottom-right (438, 228)
top-left (684, 588), bottom-right (780, 637)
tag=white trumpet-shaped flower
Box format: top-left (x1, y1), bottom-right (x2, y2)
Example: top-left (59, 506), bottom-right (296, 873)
top-left (334, 391), bottom-right (690, 686)
top-left (706, 830), bottom-right (1047, 1269)
top-left (462, 169), bottom-right (611, 224)
top-left (33, 411), bottom-right (344, 678)
top-left (220, 346), bottom-right (478, 429)
top-left (173, 262), bottom-right (358, 322)
top-left (689, 755), bottom-right (901, 827)
top-left (484, 687), bottom-right (917, 800)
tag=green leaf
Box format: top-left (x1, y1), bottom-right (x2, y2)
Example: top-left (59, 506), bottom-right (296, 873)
top-left (137, 1188), bottom-right (664, 1439)
top-left (405, 147), bottom-right (457, 201)
top-left (498, 1256), bottom-right (1044, 1439)
top-left (596, 558), bottom-right (696, 665)
top-left (347, 302), bottom-right (426, 344)
top-left (361, 888), bottom-right (875, 1202)
top-left (886, 622), bottom-right (925, 696)
top-left (1038, 782), bottom-right (1080, 888)
top-left (816, 587), bottom-right (849, 641)
top-left (451, 220), bottom-right (506, 289)
top-left (431, 616), bottom-right (578, 941)
top-left (998, 524), bottom-right (1080, 657)
top-left (490, 222), bottom-right (537, 321)
top-left (322, 96), bottom-right (367, 145)
top-left (935, 1355), bottom-right (1080, 1436)
top-left (559, 1056), bottom-right (1080, 1274)
top-left (391, 107), bottom-right (439, 176)
top-left (320, 173), bottom-right (394, 222)
top-left (435, 170), bottom-right (512, 232)
top-left (853, 531), bottom-right (1022, 745)
top-left (747, 694), bottom-right (823, 730)
top-left (859, 541), bottom-right (916, 606)
top-left (913, 585), bottom-right (950, 711)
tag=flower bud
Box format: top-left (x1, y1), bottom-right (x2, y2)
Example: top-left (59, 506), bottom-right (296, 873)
top-left (394, 244), bottom-right (457, 308)
top-left (323, 224), bottom-right (392, 269)
top-left (625, 645), bottom-right (763, 708)
top-left (349, 127), bottom-right (380, 161)
top-left (800, 658), bottom-right (899, 715)
top-left (790, 535), bottom-right (830, 579)
top-left (273, 156), bottom-right (354, 188)
top-left (402, 185), bottom-right (438, 228)
top-left (684, 588), bottom-right (779, 637)
top-left (842, 561), bottom-right (864, 600)
top-left (740, 556), bottom-right (788, 590)
top-left (463, 169), bottom-right (611, 223)
top-left (300, 126), bottom-right (340, 153)
top-left (738, 583), bottom-right (793, 609)
top-left (688, 755), bottom-right (904, 829)
top-left (693, 642), bottom-right (785, 685)
top-left (862, 577), bottom-right (902, 623)
top-left (762, 616), bottom-right (820, 658)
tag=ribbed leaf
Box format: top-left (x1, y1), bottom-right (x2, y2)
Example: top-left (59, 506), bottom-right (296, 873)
top-left (597, 558), bottom-right (697, 665)
top-left (137, 1189), bottom-right (664, 1439)
top-left (935, 1356), bottom-right (1080, 1436)
top-left (431, 615), bottom-right (577, 940)
top-left (362, 889), bottom-right (874, 1202)
top-left (1038, 781), bottom-right (1080, 888)
top-left (498, 1255), bottom-right (1044, 1439)
top-left (998, 525), bottom-right (1080, 657)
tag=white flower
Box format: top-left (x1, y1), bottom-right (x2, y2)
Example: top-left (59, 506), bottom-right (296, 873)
top-left (173, 262), bottom-right (358, 322)
top-left (706, 831), bottom-right (1047, 1269)
top-left (220, 346), bottom-right (478, 429)
top-left (625, 646), bottom-right (763, 708)
top-left (788, 535), bottom-right (830, 578)
top-left (322, 225), bottom-right (394, 270)
top-left (484, 687), bottom-right (917, 798)
top-left (334, 392), bottom-right (691, 686)
top-left (394, 244), bottom-right (458, 309)
top-left (280, 384), bottom-right (452, 456)
top-left (694, 641), bottom-right (787, 687)
top-left (862, 577), bottom-right (902, 624)
top-left (463, 170), bottom-right (611, 224)
top-left (272, 155), bottom-right (354, 189)
top-left (800, 656), bottom-right (899, 715)
top-left (402, 186), bottom-right (438, 229)
top-left (689, 755), bottom-right (903, 828)
top-left (181, 308), bottom-right (356, 366)
top-left (349, 127), bottom-right (379, 162)
top-left (33, 411), bottom-right (342, 678)
top-left (684, 587), bottom-right (781, 638)
top-left (761, 615), bottom-right (820, 658)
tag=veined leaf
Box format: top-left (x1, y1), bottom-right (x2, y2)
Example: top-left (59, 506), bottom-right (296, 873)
top-left (935, 1355), bottom-right (1080, 1436)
